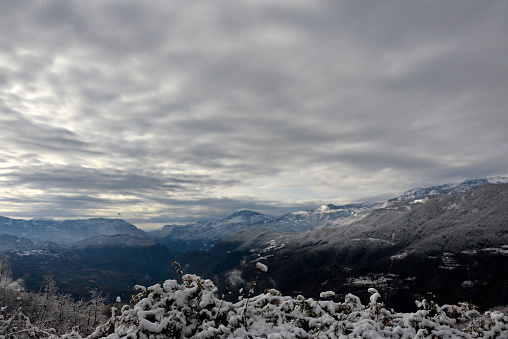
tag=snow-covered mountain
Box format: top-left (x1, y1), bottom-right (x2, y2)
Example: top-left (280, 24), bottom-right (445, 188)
top-left (179, 183), bottom-right (508, 311)
top-left (269, 201), bottom-right (381, 232)
top-left (214, 182), bottom-right (508, 264)
top-left (150, 210), bottom-right (272, 254)
top-left (153, 177), bottom-right (507, 254)
top-left (1, 176), bottom-right (507, 308)
top-left (389, 177), bottom-right (507, 202)
top-left (151, 210), bottom-right (270, 239)
top-left (0, 217), bottom-right (150, 245)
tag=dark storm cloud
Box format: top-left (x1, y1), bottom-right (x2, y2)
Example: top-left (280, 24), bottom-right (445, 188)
top-left (1, 0), bottom-right (507, 227)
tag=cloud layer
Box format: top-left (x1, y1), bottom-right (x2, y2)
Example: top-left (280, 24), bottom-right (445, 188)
top-left (1, 1), bottom-right (507, 228)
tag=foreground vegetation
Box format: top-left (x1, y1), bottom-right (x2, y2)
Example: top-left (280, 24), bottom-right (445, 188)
top-left (0, 257), bottom-right (109, 337)
top-left (1, 260), bottom-right (508, 338)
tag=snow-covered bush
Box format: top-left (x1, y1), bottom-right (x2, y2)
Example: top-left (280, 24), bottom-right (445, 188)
top-left (0, 309), bottom-right (58, 339)
top-left (80, 273), bottom-right (508, 338)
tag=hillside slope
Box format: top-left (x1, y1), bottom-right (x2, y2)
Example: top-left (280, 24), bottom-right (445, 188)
top-left (67, 234), bottom-right (173, 268)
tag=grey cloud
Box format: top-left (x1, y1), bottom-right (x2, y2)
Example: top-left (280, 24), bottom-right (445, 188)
top-left (0, 193), bottom-right (142, 220)
top-left (0, 110), bottom-right (97, 156)
top-left (2, 163), bottom-right (212, 194)
top-left (1, 1), bottom-right (507, 226)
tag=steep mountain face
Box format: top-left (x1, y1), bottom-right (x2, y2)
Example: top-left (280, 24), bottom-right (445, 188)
top-left (345, 184), bottom-right (508, 253)
top-left (0, 217), bottom-right (150, 245)
top-left (178, 183), bottom-right (508, 311)
top-left (66, 234), bottom-right (173, 268)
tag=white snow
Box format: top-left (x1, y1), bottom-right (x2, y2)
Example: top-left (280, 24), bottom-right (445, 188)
top-left (487, 176), bottom-right (508, 184)
top-left (256, 262), bottom-right (268, 272)
top-left (410, 198), bottom-right (428, 204)
top-left (390, 250), bottom-right (414, 260)
top-left (319, 291), bottom-right (335, 298)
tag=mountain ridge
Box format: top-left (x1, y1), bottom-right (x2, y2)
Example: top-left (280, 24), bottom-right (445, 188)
top-left (1, 176), bottom-right (506, 254)
top-left (151, 177), bottom-right (507, 254)
top-left (0, 217), bottom-right (150, 245)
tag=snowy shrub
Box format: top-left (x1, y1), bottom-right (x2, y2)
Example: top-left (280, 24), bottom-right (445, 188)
top-left (0, 310), bottom-right (58, 339)
top-left (80, 275), bottom-right (508, 339)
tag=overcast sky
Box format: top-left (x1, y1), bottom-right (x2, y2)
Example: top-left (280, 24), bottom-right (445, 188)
top-left (1, 1), bottom-right (507, 229)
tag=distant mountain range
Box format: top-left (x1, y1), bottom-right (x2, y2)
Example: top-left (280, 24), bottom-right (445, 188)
top-left (0, 217), bottom-right (149, 245)
top-left (1, 177), bottom-right (506, 253)
top-left (149, 202), bottom-right (384, 255)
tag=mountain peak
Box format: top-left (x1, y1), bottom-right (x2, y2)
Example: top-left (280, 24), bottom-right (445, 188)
top-left (314, 204), bottom-right (338, 212)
